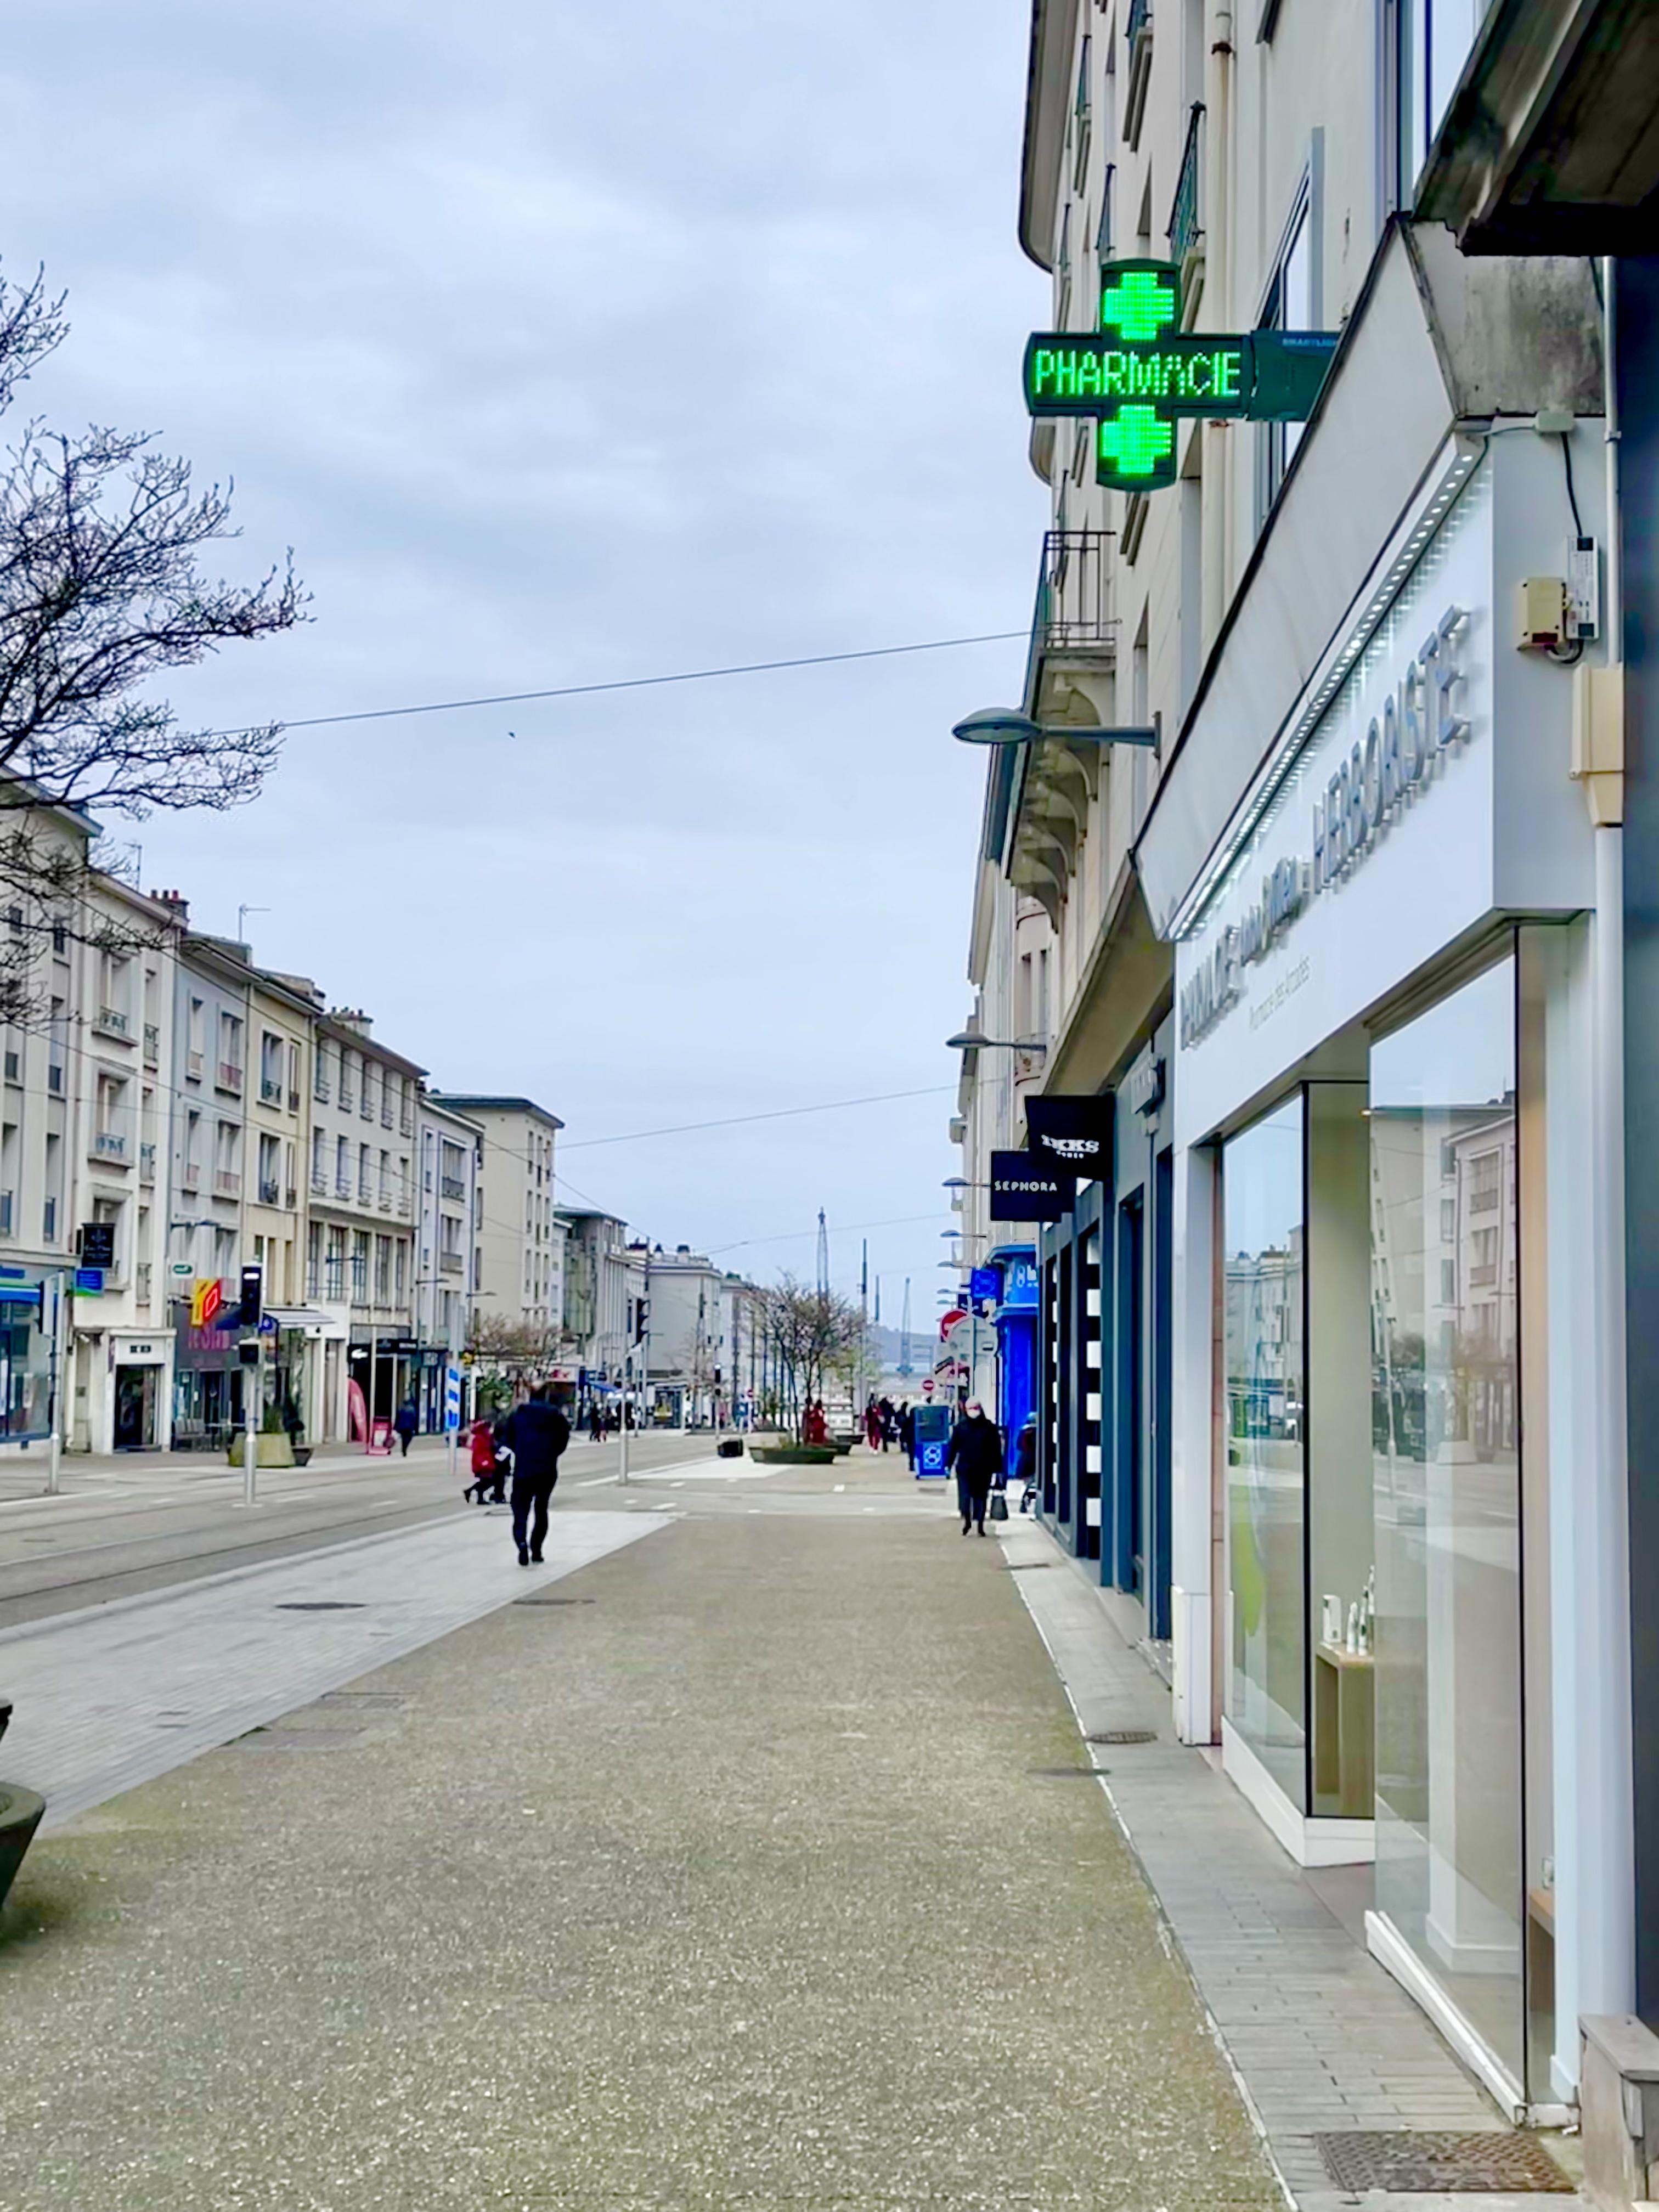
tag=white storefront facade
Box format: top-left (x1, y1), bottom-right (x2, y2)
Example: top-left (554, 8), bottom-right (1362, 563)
top-left (1159, 419), bottom-right (1627, 2118)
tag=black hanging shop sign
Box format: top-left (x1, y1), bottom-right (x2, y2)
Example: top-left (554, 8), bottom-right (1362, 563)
top-left (990, 1150), bottom-right (1076, 1222)
top-left (1024, 1094), bottom-right (1111, 1176)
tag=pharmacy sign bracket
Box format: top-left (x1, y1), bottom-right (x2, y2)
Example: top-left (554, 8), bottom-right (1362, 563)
top-left (1024, 259), bottom-right (1339, 492)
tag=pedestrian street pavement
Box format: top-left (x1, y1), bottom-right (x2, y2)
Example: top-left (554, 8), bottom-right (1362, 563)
top-left (0, 1505), bottom-right (669, 1831)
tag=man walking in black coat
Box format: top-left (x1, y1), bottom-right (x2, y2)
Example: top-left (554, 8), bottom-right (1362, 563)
top-left (946, 1400), bottom-right (1003, 1536)
top-left (502, 1384), bottom-right (572, 1565)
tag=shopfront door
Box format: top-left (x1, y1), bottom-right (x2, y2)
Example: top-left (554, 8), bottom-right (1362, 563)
top-left (114, 1364), bottom-right (158, 1451)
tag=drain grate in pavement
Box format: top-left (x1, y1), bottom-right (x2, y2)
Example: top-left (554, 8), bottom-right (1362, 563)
top-left (513, 1595), bottom-right (596, 1607)
top-left (236, 1724), bottom-right (371, 1751)
top-left (1007, 1561), bottom-right (1058, 1571)
top-left (1315, 2132), bottom-right (1573, 2193)
top-left (275, 1600), bottom-right (366, 1611)
top-left (1028, 1766), bottom-right (1109, 1779)
top-left (318, 1690), bottom-right (406, 1709)
top-left (1086, 1729), bottom-right (1157, 1746)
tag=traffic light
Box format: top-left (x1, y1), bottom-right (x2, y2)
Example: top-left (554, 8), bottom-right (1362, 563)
top-left (238, 1263), bottom-right (263, 1330)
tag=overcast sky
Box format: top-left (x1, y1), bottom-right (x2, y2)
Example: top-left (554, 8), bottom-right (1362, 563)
top-left (0, 1), bottom-right (1046, 1313)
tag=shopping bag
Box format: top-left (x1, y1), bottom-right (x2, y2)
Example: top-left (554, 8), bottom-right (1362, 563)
top-left (989, 1491), bottom-right (1009, 1522)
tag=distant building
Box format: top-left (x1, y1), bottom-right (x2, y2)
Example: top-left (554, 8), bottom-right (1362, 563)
top-left (413, 1094), bottom-right (481, 1428)
top-left (428, 1094), bottom-right (564, 1351)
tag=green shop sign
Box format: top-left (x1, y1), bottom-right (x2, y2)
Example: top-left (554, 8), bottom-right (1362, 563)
top-left (1023, 260), bottom-right (1338, 492)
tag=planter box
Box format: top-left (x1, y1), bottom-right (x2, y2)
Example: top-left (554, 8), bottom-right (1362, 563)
top-left (750, 1444), bottom-right (839, 1466)
top-left (227, 1432), bottom-right (296, 1469)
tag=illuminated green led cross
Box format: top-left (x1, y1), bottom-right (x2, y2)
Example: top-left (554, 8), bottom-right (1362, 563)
top-left (1098, 404), bottom-right (1175, 485)
top-left (1100, 266), bottom-right (1178, 342)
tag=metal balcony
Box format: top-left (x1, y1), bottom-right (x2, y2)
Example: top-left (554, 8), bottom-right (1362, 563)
top-left (312, 1166), bottom-right (329, 1195)
top-left (1024, 529), bottom-right (1115, 722)
top-left (439, 1252), bottom-right (465, 1275)
top-left (217, 1062), bottom-right (243, 1092)
top-left (139, 1143), bottom-right (156, 1184)
top-left (143, 1022), bottom-right (160, 1064)
top-left (92, 1130), bottom-right (128, 1162)
top-left (187, 1050), bottom-right (204, 1081)
top-left (94, 1006), bottom-right (130, 1039)
top-left (441, 1175), bottom-right (467, 1201)
top-left (1167, 104), bottom-right (1205, 314)
top-left (214, 1168), bottom-right (240, 1198)
top-left (261, 1076), bottom-right (283, 1105)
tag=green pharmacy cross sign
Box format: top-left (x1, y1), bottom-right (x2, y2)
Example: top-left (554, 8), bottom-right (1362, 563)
top-left (1024, 259), bottom-right (1339, 492)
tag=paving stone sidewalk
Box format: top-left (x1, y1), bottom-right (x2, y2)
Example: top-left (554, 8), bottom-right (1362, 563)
top-left (0, 1487), bottom-right (1283, 2210)
top-left (1000, 1514), bottom-right (1582, 2211)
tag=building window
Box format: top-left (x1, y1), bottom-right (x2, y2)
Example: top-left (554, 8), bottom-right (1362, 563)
top-left (374, 1234), bottom-right (391, 1302)
top-left (1396, 0), bottom-right (1483, 200)
top-left (1258, 176), bottom-right (1316, 518)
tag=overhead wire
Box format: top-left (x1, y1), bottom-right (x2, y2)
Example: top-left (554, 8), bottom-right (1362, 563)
top-left (200, 630), bottom-right (1027, 738)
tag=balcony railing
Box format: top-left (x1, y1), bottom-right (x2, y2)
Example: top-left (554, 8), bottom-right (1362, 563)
top-left (261, 1076), bottom-right (284, 1105)
top-left (187, 1050), bottom-right (204, 1080)
top-left (312, 1164), bottom-right (329, 1195)
top-left (217, 1061), bottom-right (243, 1092)
top-left (399, 1107), bottom-right (415, 1138)
top-left (441, 1175), bottom-right (467, 1201)
top-left (1168, 104), bottom-right (1205, 285)
top-left (397, 1193), bottom-right (412, 1220)
top-left (336, 1172), bottom-right (353, 1198)
top-left (136, 1262), bottom-right (152, 1305)
top-left (439, 1251), bottom-right (465, 1275)
top-left (314, 1071), bottom-right (331, 1103)
top-left (358, 1180), bottom-right (373, 1205)
top-left (379, 1190), bottom-right (393, 1212)
top-left (92, 1129), bottom-right (128, 1161)
top-left (380, 1099), bottom-right (393, 1129)
top-left (143, 1022), bottom-right (160, 1065)
top-left (181, 1161), bottom-right (201, 1192)
top-left (214, 1167), bottom-right (241, 1197)
top-left (1470, 1186), bottom-right (1501, 1214)
top-left (94, 1006), bottom-right (130, 1039)
top-left (1470, 1263), bottom-right (1499, 1288)
top-left (1026, 531), bottom-right (1115, 705)
top-left (338, 1084), bottom-right (354, 1111)
top-left (259, 1177), bottom-right (281, 1206)
top-left (140, 1142), bottom-right (156, 1184)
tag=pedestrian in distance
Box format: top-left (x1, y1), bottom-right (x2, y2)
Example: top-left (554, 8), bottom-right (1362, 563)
top-left (589, 1402), bottom-right (605, 1444)
top-left (864, 1394), bottom-right (882, 1452)
top-left (1013, 1414), bottom-right (1039, 1514)
top-left (464, 1417), bottom-right (499, 1504)
top-left (393, 1398), bottom-right (419, 1459)
top-left (503, 1383), bottom-right (572, 1566)
top-left (878, 1396), bottom-right (895, 1453)
top-left (946, 1400), bottom-right (1004, 1537)
top-left (899, 1401), bottom-right (916, 1470)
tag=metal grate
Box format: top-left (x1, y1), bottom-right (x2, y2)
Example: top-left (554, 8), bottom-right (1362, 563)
top-left (275, 1600), bottom-right (365, 1612)
top-left (513, 1595), bottom-right (596, 1608)
top-left (318, 1690), bottom-right (405, 1709)
top-left (1316, 2133), bottom-right (1573, 2193)
top-left (1028, 1767), bottom-right (1109, 1780)
top-left (1087, 1728), bottom-right (1157, 1745)
top-left (236, 1725), bottom-right (370, 1752)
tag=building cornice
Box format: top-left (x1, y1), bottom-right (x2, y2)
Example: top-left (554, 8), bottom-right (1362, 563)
top-left (1018, 0), bottom-right (1082, 271)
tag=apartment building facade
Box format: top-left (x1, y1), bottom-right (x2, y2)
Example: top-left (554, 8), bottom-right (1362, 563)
top-left (308, 1010), bottom-right (422, 1438)
top-left (429, 1093), bottom-right (564, 1349)
top-left (413, 1093), bottom-right (480, 1427)
top-left (556, 1206), bottom-right (631, 1406)
top-left (960, 0), bottom-right (1619, 2124)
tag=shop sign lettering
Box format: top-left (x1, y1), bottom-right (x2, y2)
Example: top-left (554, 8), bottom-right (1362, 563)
top-left (1180, 605), bottom-right (1470, 1050)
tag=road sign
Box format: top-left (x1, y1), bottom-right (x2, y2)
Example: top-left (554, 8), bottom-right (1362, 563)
top-left (191, 1278), bottom-right (224, 1329)
top-left (443, 1363), bottom-right (461, 1432)
top-left (74, 1268), bottom-right (104, 1295)
top-left (171, 1261), bottom-right (193, 1277)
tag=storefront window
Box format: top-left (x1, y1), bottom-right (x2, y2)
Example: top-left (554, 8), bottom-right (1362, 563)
top-left (1370, 954), bottom-right (1523, 2089)
top-left (1224, 1097), bottom-right (1306, 1807)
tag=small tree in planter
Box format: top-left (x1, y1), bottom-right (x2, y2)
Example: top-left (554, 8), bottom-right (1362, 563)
top-left (760, 1276), bottom-right (866, 1443)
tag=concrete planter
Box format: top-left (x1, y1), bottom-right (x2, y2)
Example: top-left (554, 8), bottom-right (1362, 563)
top-left (227, 1431), bottom-right (297, 1469)
top-left (750, 1444), bottom-right (840, 1466)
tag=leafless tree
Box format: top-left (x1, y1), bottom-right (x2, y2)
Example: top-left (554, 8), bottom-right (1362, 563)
top-left (0, 262), bottom-right (307, 1020)
top-left (759, 1274), bottom-right (866, 1440)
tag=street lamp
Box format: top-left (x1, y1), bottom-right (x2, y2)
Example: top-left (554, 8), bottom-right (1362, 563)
top-left (951, 706), bottom-right (1159, 748)
top-left (946, 1029), bottom-right (1048, 1053)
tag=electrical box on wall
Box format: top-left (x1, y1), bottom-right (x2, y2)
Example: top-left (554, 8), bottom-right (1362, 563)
top-left (1516, 577), bottom-right (1569, 652)
top-left (1568, 537), bottom-right (1601, 642)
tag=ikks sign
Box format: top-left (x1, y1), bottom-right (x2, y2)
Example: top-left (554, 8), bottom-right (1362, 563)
top-left (1180, 603), bottom-right (1471, 1050)
top-left (1025, 1094), bottom-right (1111, 1175)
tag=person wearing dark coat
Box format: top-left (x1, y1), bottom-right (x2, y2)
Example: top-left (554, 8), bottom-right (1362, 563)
top-left (1013, 1415), bottom-right (1039, 1514)
top-left (393, 1398), bottom-right (419, 1458)
top-left (946, 1401), bottom-right (1004, 1535)
top-left (502, 1385), bottom-right (572, 1565)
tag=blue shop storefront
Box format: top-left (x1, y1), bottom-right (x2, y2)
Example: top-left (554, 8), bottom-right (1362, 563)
top-left (1035, 1021), bottom-right (1176, 1651)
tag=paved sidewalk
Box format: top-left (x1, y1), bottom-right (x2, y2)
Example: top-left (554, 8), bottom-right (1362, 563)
top-left (0, 1507), bottom-right (668, 1829)
top-left (1001, 1515), bottom-right (1579, 2211)
top-left (0, 1480), bottom-right (1283, 2210)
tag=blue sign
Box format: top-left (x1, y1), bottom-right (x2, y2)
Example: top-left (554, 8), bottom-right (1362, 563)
top-left (912, 1402), bottom-right (952, 1480)
top-left (1001, 1257), bottom-right (1040, 1312)
top-left (969, 1266), bottom-right (1003, 1305)
top-left (918, 1438), bottom-right (947, 1476)
top-left (74, 1268), bottom-right (104, 1295)
top-left (443, 1363), bottom-right (461, 1432)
